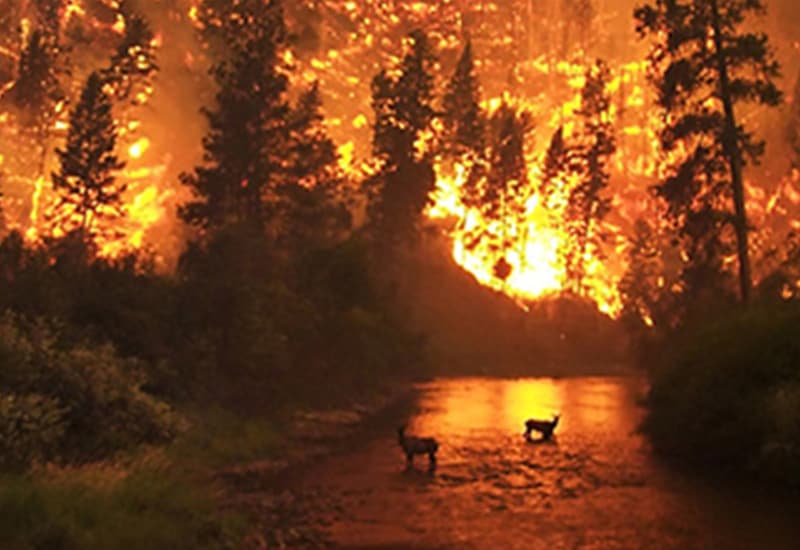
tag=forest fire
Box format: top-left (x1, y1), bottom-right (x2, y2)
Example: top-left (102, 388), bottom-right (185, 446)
top-left (5, 2), bottom-right (800, 547)
top-left (1, 0), bottom-right (799, 318)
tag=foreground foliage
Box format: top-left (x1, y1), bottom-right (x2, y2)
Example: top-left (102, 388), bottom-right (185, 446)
top-left (644, 301), bottom-right (800, 483)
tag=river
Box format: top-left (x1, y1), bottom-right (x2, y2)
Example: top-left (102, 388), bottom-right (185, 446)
top-left (281, 377), bottom-right (800, 549)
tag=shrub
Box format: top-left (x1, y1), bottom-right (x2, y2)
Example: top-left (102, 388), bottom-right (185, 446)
top-left (644, 302), bottom-right (800, 481)
top-left (0, 312), bottom-right (179, 468)
top-left (0, 394), bottom-right (66, 469)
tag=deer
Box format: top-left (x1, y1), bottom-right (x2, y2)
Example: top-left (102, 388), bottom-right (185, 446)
top-left (524, 414), bottom-right (560, 441)
top-left (397, 425), bottom-right (438, 467)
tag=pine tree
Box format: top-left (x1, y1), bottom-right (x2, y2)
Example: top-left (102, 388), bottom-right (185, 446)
top-left (367, 29), bottom-right (437, 245)
top-left (563, 59), bottom-right (615, 295)
top-left (101, 12), bottom-right (158, 105)
top-left (282, 82), bottom-right (351, 251)
top-left (179, 0), bottom-right (291, 232)
top-left (442, 40), bottom-right (485, 158)
top-left (636, 0), bottom-right (782, 304)
top-left (33, 0), bottom-right (64, 39)
top-left (485, 102), bottom-right (531, 221)
top-left (476, 101), bottom-right (532, 280)
top-left (540, 126), bottom-right (566, 203)
top-left (619, 219), bottom-right (663, 331)
top-left (51, 71), bottom-right (126, 237)
top-left (2, 28), bottom-right (64, 175)
top-left (442, 40), bottom-right (487, 209)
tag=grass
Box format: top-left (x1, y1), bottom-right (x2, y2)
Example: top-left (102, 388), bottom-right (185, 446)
top-left (0, 469), bottom-right (244, 550)
top-left (0, 404), bottom-right (288, 549)
top-left (168, 406), bottom-right (285, 470)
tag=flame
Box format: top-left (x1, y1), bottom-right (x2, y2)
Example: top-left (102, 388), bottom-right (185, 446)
top-left (128, 137), bottom-right (150, 160)
top-left (0, 0), bottom-right (796, 311)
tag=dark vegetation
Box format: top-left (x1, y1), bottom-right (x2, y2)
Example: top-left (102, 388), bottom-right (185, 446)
top-left (625, 0), bottom-right (800, 485)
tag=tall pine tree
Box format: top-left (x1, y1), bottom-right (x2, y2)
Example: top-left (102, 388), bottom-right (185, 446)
top-left (101, 12), bottom-right (158, 106)
top-left (442, 39), bottom-right (487, 209)
top-left (2, 28), bottom-right (64, 175)
top-left (442, 40), bottom-right (485, 158)
top-left (180, 0), bottom-right (290, 233)
top-left (367, 30), bottom-right (437, 245)
top-left (563, 59), bottom-right (615, 295)
top-left (282, 82), bottom-right (351, 252)
top-left (636, 0), bottom-right (782, 304)
top-left (619, 219), bottom-right (663, 331)
top-left (51, 71), bottom-right (126, 237)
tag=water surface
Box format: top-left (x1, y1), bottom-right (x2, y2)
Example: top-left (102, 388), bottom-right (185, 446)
top-left (291, 377), bottom-right (800, 549)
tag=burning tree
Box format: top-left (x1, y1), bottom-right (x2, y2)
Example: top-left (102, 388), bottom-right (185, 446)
top-left (485, 102), bottom-right (533, 280)
top-left (1, 28), bottom-right (64, 175)
top-left (101, 12), bottom-right (158, 106)
top-left (0, 1), bottom-right (22, 67)
top-left (33, 0), bottom-right (65, 39)
top-left (619, 218), bottom-right (663, 331)
top-left (179, 0), bottom-right (290, 233)
top-left (442, 40), bottom-right (485, 160)
top-left (636, 0), bottom-right (782, 304)
top-left (563, 59), bottom-right (615, 295)
top-left (51, 71), bottom-right (126, 238)
top-left (441, 40), bottom-right (487, 210)
top-left (367, 30), bottom-right (437, 246)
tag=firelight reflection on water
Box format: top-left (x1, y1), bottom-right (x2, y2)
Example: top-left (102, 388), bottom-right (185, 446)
top-left (294, 377), bottom-right (800, 549)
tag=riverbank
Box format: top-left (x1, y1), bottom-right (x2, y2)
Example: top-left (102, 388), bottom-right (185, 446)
top-left (212, 381), bottom-right (415, 548)
top-left (0, 380), bottom-right (415, 549)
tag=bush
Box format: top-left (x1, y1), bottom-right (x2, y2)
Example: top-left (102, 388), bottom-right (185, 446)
top-left (644, 302), bottom-right (800, 481)
top-left (0, 312), bottom-right (179, 468)
top-left (0, 394), bottom-right (66, 469)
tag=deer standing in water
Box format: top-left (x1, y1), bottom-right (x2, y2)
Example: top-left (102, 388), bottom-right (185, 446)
top-left (524, 414), bottom-right (560, 441)
top-left (397, 426), bottom-right (438, 467)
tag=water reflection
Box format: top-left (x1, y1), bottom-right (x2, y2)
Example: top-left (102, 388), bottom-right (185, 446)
top-left (294, 377), bottom-right (800, 550)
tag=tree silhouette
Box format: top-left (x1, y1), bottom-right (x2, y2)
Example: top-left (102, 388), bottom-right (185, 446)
top-left (51, 72), bottom-right (126, 237)
top-left (540, 125), bottom-right (566, 204)
top-left (442, 40), bottom-right (485, 158)
top-left (485, 102), bottom-right (531, 222)
top-left (620, 219), bottom-right (663, 330)
top-left (33, 0), bottom-right (64, 40)
top-left (636, 0), bottom-right (782, 304)
top-left (282, 82), bottom-right (351, 252)
top-left (101, 12), bottom-right (158, 106)
top-left (367, 30), bottom-right (437, 245)
top-left (2, 28), bottom-right (64, 174)
top-left (442, 39), bottom-right (487, 209)
top-left (179, 0), bottom-right (290, 232)
top-left (563, 60), bottom-right (615, 295)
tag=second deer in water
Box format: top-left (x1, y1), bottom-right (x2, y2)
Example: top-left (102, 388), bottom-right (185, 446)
top-left (524, 414), bottom-right (560, 441)
top-left (397, 426), bottom-right (438, 466)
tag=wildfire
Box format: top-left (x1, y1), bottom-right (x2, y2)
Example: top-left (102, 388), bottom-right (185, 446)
top-left (1, 0), bottom-right (797, 317)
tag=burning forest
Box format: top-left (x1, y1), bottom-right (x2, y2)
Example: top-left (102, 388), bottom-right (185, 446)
top-left (4, 1), bottom-right (800, 547)
top-left (1, 0), bottom-right (800, 320)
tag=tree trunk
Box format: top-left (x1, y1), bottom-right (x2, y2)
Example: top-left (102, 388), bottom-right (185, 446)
top-left (710, 0), bottom-right (752, 304)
